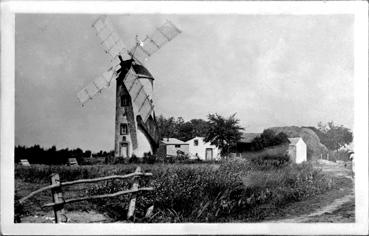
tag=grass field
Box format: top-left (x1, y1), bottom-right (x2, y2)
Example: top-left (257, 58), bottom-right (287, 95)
top-left (15, 159), bottom-right (345, 223)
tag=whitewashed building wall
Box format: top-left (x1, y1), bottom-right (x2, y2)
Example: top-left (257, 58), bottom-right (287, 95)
top-left (288, 137), bottom-right (307, 164)
top-left (186, 137), bottom-right (221, 161)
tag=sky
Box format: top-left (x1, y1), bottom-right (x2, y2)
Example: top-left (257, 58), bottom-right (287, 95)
top-left (15, 14), bottom-right (354, 152)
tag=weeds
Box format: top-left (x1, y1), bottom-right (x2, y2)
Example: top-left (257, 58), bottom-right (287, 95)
top-left (15, 160), bottom-right (336, 222)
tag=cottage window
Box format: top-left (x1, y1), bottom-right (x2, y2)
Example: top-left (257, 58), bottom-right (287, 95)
top-left (120, 124), bottom-right (128, 135)
top-left (121, 95), bottom-right (129, 107)
top-left (194, 140), bottom-right (199, 146)
top-left (175, 144), bottom-right (180, 148)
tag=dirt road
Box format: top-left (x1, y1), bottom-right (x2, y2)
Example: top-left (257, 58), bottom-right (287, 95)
top-left (265, 160), bottom-right (355, 223)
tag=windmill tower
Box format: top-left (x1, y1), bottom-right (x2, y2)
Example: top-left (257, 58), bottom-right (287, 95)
top-left (77, 16), bottom-right (181, 159)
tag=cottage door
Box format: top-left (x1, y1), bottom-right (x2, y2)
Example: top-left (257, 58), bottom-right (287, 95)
top-left (120, 143), bottom-right (129, 158)
top-left (205, 148), bottom-right (213, 160)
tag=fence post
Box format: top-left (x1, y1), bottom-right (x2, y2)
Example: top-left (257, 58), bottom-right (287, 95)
top-left (50, 173), bottom-right (65, 223)
top-left (127, 166), bottom-right (141, 220)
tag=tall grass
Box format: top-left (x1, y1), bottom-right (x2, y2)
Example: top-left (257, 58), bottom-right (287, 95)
top-left (15, 160), bottom-right (336, 222)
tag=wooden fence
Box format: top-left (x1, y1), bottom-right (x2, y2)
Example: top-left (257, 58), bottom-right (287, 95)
top-left (18, 166), bottom-right (154, 223)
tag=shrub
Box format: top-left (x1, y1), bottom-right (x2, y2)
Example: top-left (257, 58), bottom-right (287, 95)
top-left (143, 153), bottom-right (157, 164)
top-left (176, 151), bottom-right (190, 162)
top-left (128, 155), bottom-right (139, 164)
top-left (80, 157), bottom-right (105, 165)
top-left (249, 130), bottom-right (289, 151)
top-left (182, 158), bottom-right (203, 164)
top-left (14, 192), bottom-right (28, 223)
top-left (250, 154), bottom-right (291, 170)
top-left (163, 155), bottom-right (175, 164)
top-left (104, 155), bottom-right (115, 164)
top-left (113, 157), bottom-right (127, 164)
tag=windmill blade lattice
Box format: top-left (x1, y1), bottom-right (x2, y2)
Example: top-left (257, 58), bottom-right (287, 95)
top-left (131, 20), bottom-right (181, 64)
top-left (92, 16), bottom-right (131, 62)
top-left (124, 69), bottom-right (154, 122)
top-left (77, 68), bottom-right (117, 105)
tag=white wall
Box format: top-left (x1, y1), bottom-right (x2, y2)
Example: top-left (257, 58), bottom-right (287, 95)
top-left (186, 137), bottom-right (221, 160)
top-left (166, 144), bottom-right (189, 156)
top-left (295, 139), bottom-right (307, 163)
top-left (133, 127), bottom-right (153, 157)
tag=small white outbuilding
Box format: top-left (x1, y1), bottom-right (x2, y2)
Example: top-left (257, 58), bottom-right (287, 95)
top-left (186, 136), bottom-right (221, 161)
top-left (288, 137), bottom-right (307, 164)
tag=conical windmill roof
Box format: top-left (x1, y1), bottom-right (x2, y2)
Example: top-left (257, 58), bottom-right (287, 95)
top-left (132, 64), bottom-right (154, 80)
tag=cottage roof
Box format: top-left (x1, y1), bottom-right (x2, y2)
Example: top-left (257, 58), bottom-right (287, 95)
top-left (240, 133), bottom-right (260, 143)
top-left (288, 137), bottom-right (301, 145)
top-left (187, 136), bottom-right (204, 142)
top-left (161, 138), bottom-right (188, 145)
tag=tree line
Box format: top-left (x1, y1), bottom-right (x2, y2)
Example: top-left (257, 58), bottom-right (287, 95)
top-left (14, 145), bottom-right (111, 165)
top-left (15, 115), bottom-right (353, 164)
top-left (306, 121), bottom-right (353, 152)
top-left (156, 115), bottom-right (210, 142)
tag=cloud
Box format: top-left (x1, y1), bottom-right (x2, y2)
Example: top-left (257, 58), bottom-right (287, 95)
top-left (14, 14), bottom-right (354, 151)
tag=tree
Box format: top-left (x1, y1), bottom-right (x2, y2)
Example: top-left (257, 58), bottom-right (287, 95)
top-left (317, 121), bottom-right (353, 151)
top-left (157, 115), bottom-right (177, 139)
top-left (157, 115), bottom-right (211, 141)
top-left (190, 119), bottom-right (210, 137)
top-left (176, 122), bottom-right (194, 141)
top-left (248, 129), bottom-right (289, 151)
top-left (204, 113), bottom-right (244, 157)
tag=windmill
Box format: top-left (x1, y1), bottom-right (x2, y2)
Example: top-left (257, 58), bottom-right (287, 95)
top-left (77, 16), bottom-right (181, 159)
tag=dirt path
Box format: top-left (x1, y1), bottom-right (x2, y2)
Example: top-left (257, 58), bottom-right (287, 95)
top-left (21, 210), bottom-right (113, 223)
top-left (265, 160), bottom-right (354, 223)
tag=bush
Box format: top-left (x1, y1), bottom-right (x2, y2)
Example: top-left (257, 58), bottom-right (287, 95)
top-left (128, 155), bottom-right (139, 164)
top-left (114, 157), bottom-right (127, 164)
top-left (328, 150), bottom-right (352, 162)
top-left (143, 153), bottom-right (156, 164)
top-left (249, 130), bottom-right (289, 151)
top-left (14, 192), bottom-right (28, 223)
top-left (80, 157), bottom-right (105, 165)
top-left (250, 154), bottom-right (291, 170)
top-left (182, 158), bottom-right (203, 164)
top-left (104, 155), bottom-right (115, 164)
top-left (176, 151), bottom-right (190, 162)
top-left (163, 155), bottom-right (175, 164)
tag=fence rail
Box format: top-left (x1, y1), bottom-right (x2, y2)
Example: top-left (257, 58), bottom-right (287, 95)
top-left (18, 166), bottom-right (154, 223)
top-left (42, 187), bottom-right (154, 208)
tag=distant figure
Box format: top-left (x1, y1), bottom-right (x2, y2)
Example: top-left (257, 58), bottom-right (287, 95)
top-left (195, 153), bottom-right (200, 161)
top-left (349, 152), bottom-right (354, 172)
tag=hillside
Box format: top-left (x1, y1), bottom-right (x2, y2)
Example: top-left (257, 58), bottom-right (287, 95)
top-left (268, 126), bottom-right (328, 160)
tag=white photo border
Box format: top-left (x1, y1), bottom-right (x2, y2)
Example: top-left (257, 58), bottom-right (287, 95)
top-left (1, 1), bottom-right (368, 235)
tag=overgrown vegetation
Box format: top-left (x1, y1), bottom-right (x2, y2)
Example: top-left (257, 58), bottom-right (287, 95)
top-left (241, 144), bottom-right (291, 170)
top-left (313, 121), bottom-right (353, 152)
top-left (15, 159), bottom-right (337, 223)
top-left (89, 160), bottom-right (335, 222)
top-left (14, 145), bottom-right (112, 165)
top-left (248, 129), bottom-right (289, 151)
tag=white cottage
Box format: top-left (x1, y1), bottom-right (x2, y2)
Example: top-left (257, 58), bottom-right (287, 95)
top-left (158, 138), bottom-right (189, 157)
top-left (186, 137), bottom-right (221, 161)
top-left (288, 137), bottom-right (307, 164)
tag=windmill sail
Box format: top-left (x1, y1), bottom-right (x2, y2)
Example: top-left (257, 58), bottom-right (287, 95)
top-left (131, 20), bottom-right (181, 63)
top-left (77, 68), bottom-right (117, 105)
top-left (124, 69), bottom-right (154, 122)
top-left (92, 16), bottom-right (131, 61)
